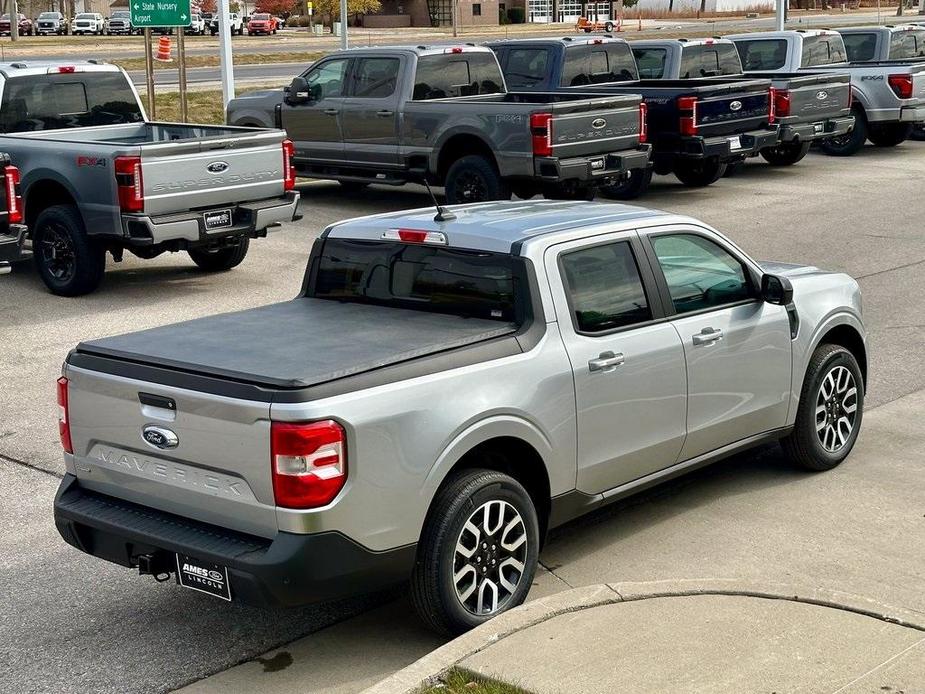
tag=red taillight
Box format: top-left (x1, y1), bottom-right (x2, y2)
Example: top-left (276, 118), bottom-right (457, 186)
top-left (282, 139), bottom-right (295, 191)
top-left (445, 47), bottom-right (464, 54)
top-left (639, 101), bottom-right (648, 144)
top-left (4, 165), bottom-right (22, 224)
top-left (768, 87), bottom-right (776, 124)
top-left (57, 377), bottom-right (73, 454)
top-left (888, 74), bottom-right (913, 99)
top-left (678, 96), bottom-right (698, 136)
top-left (271, 420), bottom-right (347, 509)
top-left (114, 155), bottom-right (143, 213)
top-left (773, 88), bottom-right (791, 118)
top-left (530, 112), bottom-right (553, 157)
top-left (57, 66), bottom-right (76, 73)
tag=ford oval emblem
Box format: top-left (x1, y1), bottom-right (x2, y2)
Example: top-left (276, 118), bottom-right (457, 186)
top-left (142, 425), bottom-right (179, 450)
top-left (816, 90), bottom-right (828, 101)
top-left (206, 161), bottom-right (229, 174)
top-left (591, 118), bottom-right (607, 129)
top-left (729, 100), bottom-right (743, 112)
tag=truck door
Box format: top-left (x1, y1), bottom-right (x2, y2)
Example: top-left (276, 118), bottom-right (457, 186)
top-left (545, 233), bottom-right (687, 495)
top-left (644, 228), bottom-right (792, 461)
top-left (341, 56), bottom-right (402, 168)
top-left (281, 57), bottom-right (351, 164)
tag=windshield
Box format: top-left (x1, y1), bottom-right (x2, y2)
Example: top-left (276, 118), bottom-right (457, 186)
top-left (0, 72), bottom-right (144, 134)
top-left (112, 11), bottom-right (130, 18)
top-left (39, 12), bottom-right (59, 19)
top-left (252, 13), bottom-right (270, 19)
top-left (76, 14), bottom-right (95, 20)
top-left (679, 43), bottom-right (742, 77)
top-left (313, 239), bottom-right (520, 322)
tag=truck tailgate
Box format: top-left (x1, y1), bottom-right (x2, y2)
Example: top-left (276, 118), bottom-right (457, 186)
top-left (546, 93), bottom-right (644, 159)
top-left (754, 72), bottom-right (851, 122)
top-left (141, 131), bottom-right (286, 216)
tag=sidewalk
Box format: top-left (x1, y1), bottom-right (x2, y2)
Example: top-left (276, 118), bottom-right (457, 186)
top-left (370, 580), bottom-right (925, 693)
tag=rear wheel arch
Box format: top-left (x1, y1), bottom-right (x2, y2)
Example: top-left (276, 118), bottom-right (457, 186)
top-left (24, 178), bottom-right (80, 231)
top-left (435, 133), bottom-right (499, 184)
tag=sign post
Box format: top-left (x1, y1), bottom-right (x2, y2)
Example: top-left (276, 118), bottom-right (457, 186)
top-left (132, 0), bottom-right (193, 120)
top-left (217, 0), bottom-right (235, 108)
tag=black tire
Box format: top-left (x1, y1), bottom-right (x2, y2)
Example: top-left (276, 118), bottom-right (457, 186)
top-left (911, 124), bottom-right (925, 141)
top-left (338, 181), bottom-right (369, 193)
top-left (598, 166), bottom-right (653, 200)
top-left (818, 107), bottom-right (867, 156)
top-left (866, 122), bottom-right (913, 148)
top-left (188, 236), bottom-right (250, 271)
top-left (722, 160), bottom-right (745, 177)
top-left (673, 158), bottom-right (726, 187)
top-left (444, 155), bottom-right (510, 204)
top-left (604, 21), bottom-right (614, 31)
top-left (760, 140), bottom-right (811, 166)
top-left (33, 205), bottom-right (106, 297)
top-left (410, 468), bottom-right (540, 635)
top-left (781, 344), bottom-right (864, 472)
top-left (542, 182), bottom-right (596, 200)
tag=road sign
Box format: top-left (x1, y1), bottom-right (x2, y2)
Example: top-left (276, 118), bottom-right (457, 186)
top-left (132, 0), bottom-right (192, 28)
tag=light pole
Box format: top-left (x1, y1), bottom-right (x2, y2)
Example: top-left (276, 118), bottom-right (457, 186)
top-left (775, 0), bottom-right (785, 31)
top-left (340, 0), bottom-right (347, 48)
top-left (218, 0), bottom-right (235, 107)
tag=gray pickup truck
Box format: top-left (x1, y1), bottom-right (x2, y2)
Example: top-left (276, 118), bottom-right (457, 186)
top-left (631, 38), bottom-right (853, 166)
top-left (0, 61), bottom-right (300, 296)
top-left (728, 29), bottom-right (925, 155)
top-left (53, 200), bottom-right (866, 634)
top-left (226, 45), bottom-right (651, 203)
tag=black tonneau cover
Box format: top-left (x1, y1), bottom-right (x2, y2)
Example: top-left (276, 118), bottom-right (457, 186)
top-left (76, 298), bottom-right (517, 390)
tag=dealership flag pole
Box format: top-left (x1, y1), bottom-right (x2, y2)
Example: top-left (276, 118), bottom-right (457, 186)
top-left (219, 0), bottom-right (235, 108)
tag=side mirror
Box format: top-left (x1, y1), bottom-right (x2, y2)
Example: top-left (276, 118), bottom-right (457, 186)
top-left (761, 273), bottom-right (793, 305)
top-left (286, 76), bottom-right (311, 105)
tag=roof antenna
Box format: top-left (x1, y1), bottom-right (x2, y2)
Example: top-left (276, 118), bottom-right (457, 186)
top-left (421, 177), bottom-right (456, 222)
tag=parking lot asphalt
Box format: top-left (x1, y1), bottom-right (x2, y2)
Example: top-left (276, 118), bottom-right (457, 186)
top-left (1, 142), bottom-right (923, 693)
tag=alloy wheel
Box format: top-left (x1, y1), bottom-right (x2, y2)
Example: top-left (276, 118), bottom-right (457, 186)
top-left (453, 500), bottom-right (528, 616)
top-left (456, 171), bottom-right (488, 202)
top-left (815, 365), bottom-right (858, 453)
top-left (40, 223), bottom-right (76, 283)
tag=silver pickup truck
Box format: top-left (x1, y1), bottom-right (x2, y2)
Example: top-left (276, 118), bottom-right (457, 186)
top-left (631, 38), bottom-right (853, 166)
top-left (0, 62), bottom-right (300, 295)
top-left (53, 200), bottom-right (867, 634)
top-left (728, 30), bottom-right (925, 155)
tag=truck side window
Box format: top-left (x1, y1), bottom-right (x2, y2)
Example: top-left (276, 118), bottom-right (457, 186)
top-left (734, 39), bottom-right (787, 71)
top-left (352, 58), bottom-right (400, 98)
top-left (561, 242), bottom-right (652, 334)
top-left (842, 33), bottom-right (877, 62)
top-left (651, 234), bottom-right (752, 314)
top-left (304, 59), bottom-right (350, 99)
top-left (632, 48), bottom-right (668, 79)
top-left (679, 44), bottom-right (743, 78)
top-left (504, 48), bottom-right (550, 89)
top-left (413, 53), bottom-right (504, 100)
top-left (801, 36), bottom-right (847, 67)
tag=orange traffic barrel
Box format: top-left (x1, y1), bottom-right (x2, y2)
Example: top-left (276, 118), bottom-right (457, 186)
top-left (154, 35), bottom-right (172, 62)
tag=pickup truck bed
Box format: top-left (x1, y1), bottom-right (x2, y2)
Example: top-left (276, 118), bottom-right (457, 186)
top-left (75, 299), bottom-right (518, 391)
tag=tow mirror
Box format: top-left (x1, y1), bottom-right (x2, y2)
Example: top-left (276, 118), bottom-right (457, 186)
top-left (761, 273), bottom-right (793, 305)
top-left (286, 76), bottom-right (311, 105)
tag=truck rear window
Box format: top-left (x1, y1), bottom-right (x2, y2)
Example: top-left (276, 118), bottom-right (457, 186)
top-left (679, 44), bottom-right (742, 77)
top-left (312, 240), bottom-right (518, 322)
top-left (801, 35), bottom-right (848, 67)
top-left (632, 48), bottom-right (668, 78)
top-left (0, 72), bottom-right (143, 133)
top-left (890, 30), bottom-right (925, 59)
top-left (735, 39), bottom-right (788, 71)
top-left (412, 53), bottom-right (504, 100)
top-left (841, 32), bottom-right (878, 62)
top-left (560, 43), bottom-right (638, 86)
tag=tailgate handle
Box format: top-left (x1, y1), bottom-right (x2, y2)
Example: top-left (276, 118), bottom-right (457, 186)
top-left (138, 392), bottom-right (176, 411)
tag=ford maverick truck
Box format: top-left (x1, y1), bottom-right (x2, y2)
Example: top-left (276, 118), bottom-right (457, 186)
top-left (226, 45), bottom-right (651, 203)
top-left (631, 38), bottom-right (853, 166)
top-left (0, 61), bottom-right (300, 296)
top-left (54, 200), bottom-right (867, 635)
top-left (728, 29), bottom-right (925, 155)
top-left (488, 37), bottom-right (779, 195)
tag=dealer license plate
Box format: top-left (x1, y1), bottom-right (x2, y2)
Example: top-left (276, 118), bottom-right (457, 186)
top-left (176, 554), bottom-right (232, 601)
top-left (203, 209), bottom-right (233, 232)
top-left (728, 136), bottom-right (744, 152)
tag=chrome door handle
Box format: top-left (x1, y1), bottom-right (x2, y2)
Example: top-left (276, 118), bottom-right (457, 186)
top-left (692, 327), bottom-right (724, 345)
top-left (588, 351), bottom-right (625, 373)
top-left (376, 109), bottom-right (394, 117)
top-left (323, 108), bottom-right (338, 116)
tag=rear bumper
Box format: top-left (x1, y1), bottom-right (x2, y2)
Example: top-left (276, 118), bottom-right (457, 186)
top-left (684, 127), bottom-right (780, 161)
top-left (0, 224), bottom-right (29, 268)
top-left (534, 144), bottom-right (652, 182)
top-left (778, 115), bottom-right (854, 143)
top-left (121, 191), bottom-right (300, 246)
top-left (899, 105), bottom-right (925, 123)
top-left (53, 474), bottom-right (415, 607)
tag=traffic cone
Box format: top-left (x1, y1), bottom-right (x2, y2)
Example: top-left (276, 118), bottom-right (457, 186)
top-left (154, 35), bottom-right (172, 62)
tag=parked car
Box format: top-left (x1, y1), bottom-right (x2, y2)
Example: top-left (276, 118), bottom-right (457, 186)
top-left (0, 154), bottom-right (26, 274)
top-left (52, 199), bottom-right (867, 634)
top-left (0, 13), bottom-right (34, 36)
top-left (0, 61), bottom-right (301, 296)
top-left (488, 37), bottom-right (779, 194)
top-left (246, 12), bottom-right (278, 35)
top-left (186, 13), bottom-right (206, 35)
top-left (71, 13), bottom-right (105, 35)
top-left (835, 25), bottom-right (925, 62)
top-left (210, 12), bottom-right (243, 35)
top-left (727, 30), bottom-right (925, 155)
top-left (36, 11), bottom-right (67, 35)
top-left (631, 38), bottom-right (853, 166)
top-left (106, 10), bottom-right (138, 35)
top-left (227, 45), bottom-right (652, 202)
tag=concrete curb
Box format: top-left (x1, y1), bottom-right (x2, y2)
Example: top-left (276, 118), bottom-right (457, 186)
top-left (363, 578), bottom-right (925, 694)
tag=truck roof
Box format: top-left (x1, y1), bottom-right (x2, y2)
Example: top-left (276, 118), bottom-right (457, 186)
top-left (0, 61), bottom-right (119, 79)
top-left (486, 36), bottom-right (628, 48)
top-left (835, 24), bottom-right (924, 34)
top-left (325, 44), bottom-right (496, 58)
top-left (326, 200), bottom-right (673, 254)
top-left (632, 37), bottom-right (736, 47)
top-left (725, 29), bottom-right (840, 40)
